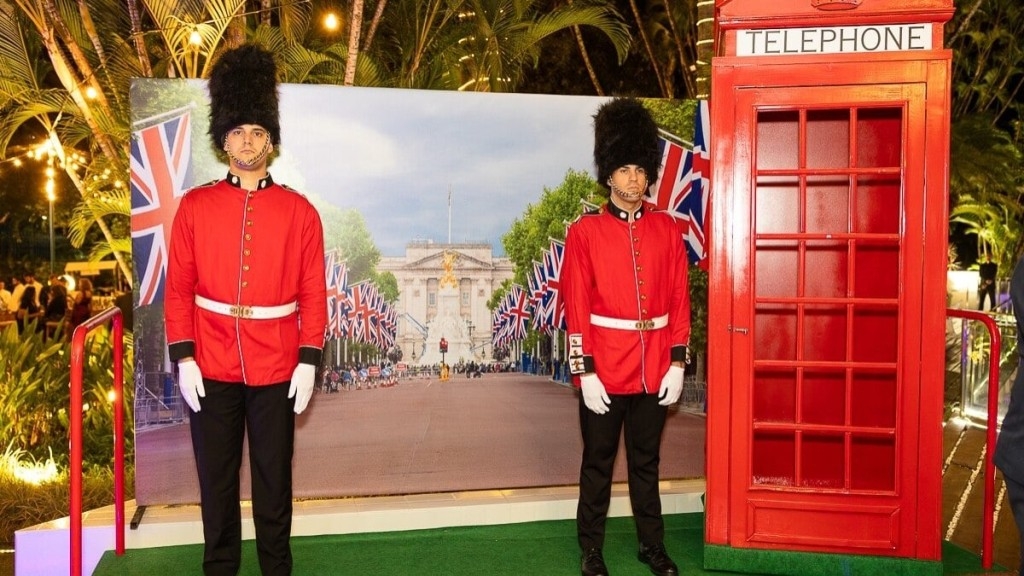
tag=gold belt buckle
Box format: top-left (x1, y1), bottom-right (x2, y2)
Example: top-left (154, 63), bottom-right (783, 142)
top-left (635, 319), bottom-right (654, 331)
top-left (229, 305), bottom-right (253, 318)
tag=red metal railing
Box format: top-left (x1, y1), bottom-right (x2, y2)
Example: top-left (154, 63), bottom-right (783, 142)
top-left (69, 306), bottom-right (125, 575)
top-left (947, 308), bottom-right (1002, 570)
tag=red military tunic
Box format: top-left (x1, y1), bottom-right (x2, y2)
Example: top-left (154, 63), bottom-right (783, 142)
top-left (165, 173), bottom-right (327, 385)
top-left (562, 201), bottom-right (690, 395)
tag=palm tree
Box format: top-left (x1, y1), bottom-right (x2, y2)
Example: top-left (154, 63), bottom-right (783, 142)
top-left (946, 0), bottom-right (1024, 271)
top-left (644, 0), bottom-right (699, 98)
top-left (359, 0), bottom-right (629, 91)
top-left (452, 0), bottom-right (629, 92)
top-left (0, 0), bottom-right (135, 282)
top-left (343, 0), bottom-right (365, 86)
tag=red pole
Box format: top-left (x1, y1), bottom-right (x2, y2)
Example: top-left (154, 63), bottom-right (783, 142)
top-left (69, 320), bottom-right (84, 576)
top-left (946, 309), bottom-right (1002, 570)
top-left (68, 306), bottom-right (125, 575)
top-left (112, 311), bottom-right (125, 555)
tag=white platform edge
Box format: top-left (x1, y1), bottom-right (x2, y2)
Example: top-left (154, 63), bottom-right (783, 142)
top-left (15, 479), bottom-right (706, 575)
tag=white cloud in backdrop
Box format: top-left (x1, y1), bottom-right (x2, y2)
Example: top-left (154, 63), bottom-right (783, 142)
top-left (274, 85), bottom-right (606, 256)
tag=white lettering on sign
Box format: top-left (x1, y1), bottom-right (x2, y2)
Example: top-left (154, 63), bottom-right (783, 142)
top-left (737, 24), bottom-right (932, 56)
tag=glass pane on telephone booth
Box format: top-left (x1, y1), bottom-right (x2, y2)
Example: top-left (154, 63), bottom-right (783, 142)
top-left (752, 106), bottom-right (904, 492)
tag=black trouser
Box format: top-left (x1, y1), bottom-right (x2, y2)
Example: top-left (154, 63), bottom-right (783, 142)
top-left (979, 281), bottom-right (997, 310)
top-left (190, 380), bottom-right (295, 576)
top-left (1003, 474), bottom-right (1024, 572)
top-left (577, 393), bottom-right (668, 551)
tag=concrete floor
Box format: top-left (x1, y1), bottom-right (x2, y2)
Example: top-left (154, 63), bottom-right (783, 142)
top-left (942, 418), bottom-right (1020, 573)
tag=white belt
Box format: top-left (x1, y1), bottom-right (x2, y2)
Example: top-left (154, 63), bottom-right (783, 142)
top-left (590, 313), bottom-right (668, 331)
top-left (195, 295), bottom-right (297, 320)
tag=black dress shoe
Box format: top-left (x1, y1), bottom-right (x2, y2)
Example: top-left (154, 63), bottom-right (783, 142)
top-left (637, 542), bottom-right (678, 576)
top-left (581, 547), bottom-right (609, 576)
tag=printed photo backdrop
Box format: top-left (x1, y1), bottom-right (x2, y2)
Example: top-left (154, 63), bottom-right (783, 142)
top-left (130, 79), bottom-right (704, 505)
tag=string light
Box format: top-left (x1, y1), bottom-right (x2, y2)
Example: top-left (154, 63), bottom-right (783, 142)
top-left (2, 0), bottom-right (317, 178)
top-left (323, 12), bottom-right (340, 31)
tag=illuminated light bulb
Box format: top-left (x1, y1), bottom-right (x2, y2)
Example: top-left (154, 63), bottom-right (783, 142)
top-left (189, 30), bottom-right (202, 46)
top-left (85, 86), bottom-right (98, 99)
top-left (13, 158), bottom-right (21, 167)
top-left (323, 12), bottom-right (340, 31)
top-left (45, 167), bottom-right (54, 178)
top-left (107, 390), bottom-right (117, 403)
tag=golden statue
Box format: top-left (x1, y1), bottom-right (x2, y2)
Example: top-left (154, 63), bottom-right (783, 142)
top-left (439, 250), bottom-right (459, 289)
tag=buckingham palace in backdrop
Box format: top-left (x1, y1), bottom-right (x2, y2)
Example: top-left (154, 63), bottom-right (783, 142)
top-left (377, 241), bottom-right (515, 364)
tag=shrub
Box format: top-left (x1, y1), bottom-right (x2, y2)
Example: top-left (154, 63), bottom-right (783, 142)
top-left (0, 446), bottom-right (135, 544)
top-left (0, 320), bottom-right (134, 468)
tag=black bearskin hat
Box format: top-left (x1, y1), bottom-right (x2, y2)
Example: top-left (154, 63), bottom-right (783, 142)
top-left (208, 44), bottom-right (280, 149)
top-left (593, 98), bottom-right (660, 190)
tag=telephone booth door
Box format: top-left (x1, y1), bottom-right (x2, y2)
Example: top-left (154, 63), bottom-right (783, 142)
top-left (706, 54), bottom-right (950, 575)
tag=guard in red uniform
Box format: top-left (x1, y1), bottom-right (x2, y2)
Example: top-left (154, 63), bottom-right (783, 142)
top-left (562, 98), bottom-right (691, 576)
top-left (165, 44), bottom-right (327, 576)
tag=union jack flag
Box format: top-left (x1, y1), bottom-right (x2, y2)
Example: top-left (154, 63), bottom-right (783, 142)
top-left (507, 285), bottom-right (530, 341)
top-left (647, 103), bottom-right (711, 266)
top-left (131, 108), bottom-right (194, 306)
top-left (528, 261), bottom-right (547, 331)
top-left (654, 139), bottom-right (703, 265)
top-left (650, 136), bottom-right (691, 212)
top-left (543, 239), bottom-right (566, 331)
top-left (492, 297), bottom-right (510, 347)
top-left (324, 251), bottom-right (349, 337)
top-left (690, 99), bottom-right (711, 269)
top-left (346, 282), bottom-right (373, 342)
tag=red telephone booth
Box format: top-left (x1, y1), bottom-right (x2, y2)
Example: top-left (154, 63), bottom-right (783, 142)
top-left (704, 1), bottom-right (953, 574)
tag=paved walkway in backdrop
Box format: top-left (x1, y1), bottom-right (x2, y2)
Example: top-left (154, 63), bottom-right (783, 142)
top-left (135, 372), bottom-right (707, 505)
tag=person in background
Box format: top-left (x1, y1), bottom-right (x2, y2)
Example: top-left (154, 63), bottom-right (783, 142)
top-left (114, 288), bottom-right (134, 332)
top-left (23, 272), bottom-right (42, 308)
top-left (15, 285), bottom-right (41, 334)
top-left (0, 280), bottom-right (11, 313)
top-left (562, 98), bottom-right (690, 576)
top-left (978, 257), bottom-right (998, 311)
top-left (8, 277), bottom-right (24, 314)
top-left (68, 277), bottom-right (94, 333)
top-left (994, 255), bottom-right (1024, 571)
top-left (43, 274), bottom-right (68, 323)
top-left (165, 43), bottom-right (327, 576)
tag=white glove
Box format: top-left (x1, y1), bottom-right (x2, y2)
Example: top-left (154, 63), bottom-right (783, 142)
top-left (580, 373), bottom-right (611, 415)
top-left (658, 365), bottom-right (685, 406)
top-left (178, 360), bottom-right (205, 413)
top-left (289, 363), bottom-right (316, 414)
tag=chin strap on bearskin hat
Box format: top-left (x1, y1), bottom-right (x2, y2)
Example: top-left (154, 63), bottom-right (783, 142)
top-left (593, 98), bottom-right (661, 190)
top-left (207, 44), bottom-right (281, 149)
